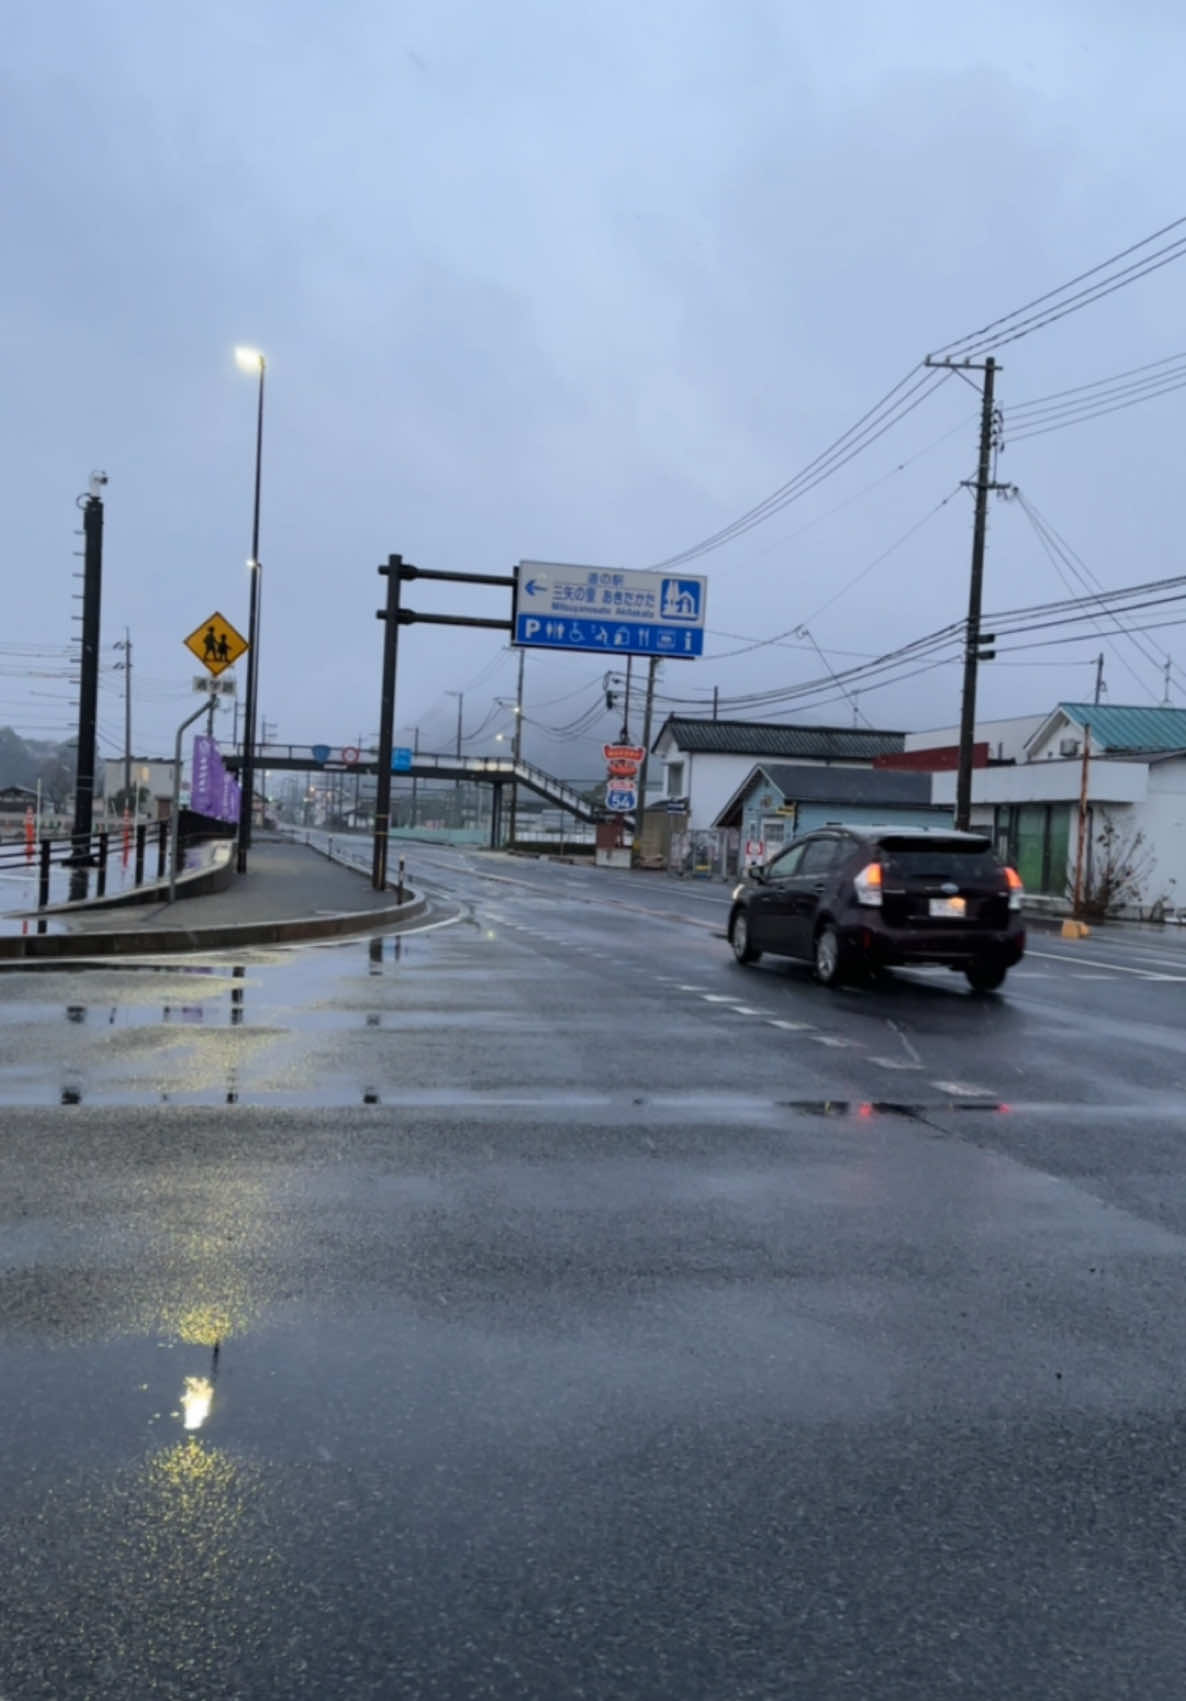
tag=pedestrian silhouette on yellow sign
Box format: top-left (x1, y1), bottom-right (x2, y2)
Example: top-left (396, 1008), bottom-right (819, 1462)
top-left (184, 610), bottom-right (249, 678)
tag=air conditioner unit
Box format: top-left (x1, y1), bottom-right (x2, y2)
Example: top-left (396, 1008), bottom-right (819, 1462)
top-left (1059, 737), bottom-right (1081, 757)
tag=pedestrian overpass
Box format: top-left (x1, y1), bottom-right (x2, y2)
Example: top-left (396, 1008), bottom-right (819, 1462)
top-left (224, 744), bottom-right (604, 839)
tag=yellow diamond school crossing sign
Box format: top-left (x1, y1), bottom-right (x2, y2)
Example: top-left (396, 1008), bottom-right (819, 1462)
top-left (184, 611), bottom-right (249, 678)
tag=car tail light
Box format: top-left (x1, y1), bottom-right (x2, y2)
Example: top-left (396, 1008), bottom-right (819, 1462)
top-left (853, 862), bottom-right (883, 907)
top-left (1004, 865), bottom-right (1024, 912)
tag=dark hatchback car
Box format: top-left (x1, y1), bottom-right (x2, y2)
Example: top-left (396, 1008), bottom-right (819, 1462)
top-left (728, 826), bottom-right (1026, 992)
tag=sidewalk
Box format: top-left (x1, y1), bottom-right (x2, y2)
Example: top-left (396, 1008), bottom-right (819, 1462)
top-left (66, 838), bottom-right (402, 934)
top-left (0, 838), bottom-right (425, 959)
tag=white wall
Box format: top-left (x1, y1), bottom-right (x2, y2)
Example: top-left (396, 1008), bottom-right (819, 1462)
top-left (931, 759), bottom-right (1148, 808)
top-left (1127, 766), bottom-right (1186, 912)
top-left (905, 714), bottom-right (1046, 762)
top-left (664, 747), bottom-right (887, 829)
top-left (680, 752), bottom-right (761, 830)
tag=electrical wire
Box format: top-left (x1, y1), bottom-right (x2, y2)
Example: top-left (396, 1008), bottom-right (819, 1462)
top-left (702, 484), bottom-right (964, 662)
top-left (1009, 350), bottom-right (1186, 414)
top-left (1005, 372), bottom-right (1186, 444)
top-left (645, 216), bottom-right (1186, 577)
top-left (1016, 494), bottom-right (1186, 698)
top-left (930, 215), bottom-right (1186, 360)
top-left (647, 368), bottom-right (952, 571)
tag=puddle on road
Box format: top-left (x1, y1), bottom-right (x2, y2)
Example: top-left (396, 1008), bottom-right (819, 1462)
top-left (780, 1099), bottom-right (1008, 1118)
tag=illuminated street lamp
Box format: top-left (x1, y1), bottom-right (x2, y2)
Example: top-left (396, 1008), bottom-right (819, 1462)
top-left (233, 346), bottom-right (266, 873)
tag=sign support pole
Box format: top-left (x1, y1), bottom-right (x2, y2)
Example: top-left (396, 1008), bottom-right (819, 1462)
top-left (169, 700), bottom-right (215, 904)
top-left (372, 556), bottom-right (402, 891)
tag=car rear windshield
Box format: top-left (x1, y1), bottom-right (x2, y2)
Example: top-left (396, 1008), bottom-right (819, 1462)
top-left (876, 838), bottom-right (1000, 879)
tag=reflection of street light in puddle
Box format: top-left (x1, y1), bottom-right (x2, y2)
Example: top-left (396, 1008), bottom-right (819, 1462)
top-left (181, 1376), bottom-right (214, 1431)
top-left (179, 1342), bottom-right (220, 1431)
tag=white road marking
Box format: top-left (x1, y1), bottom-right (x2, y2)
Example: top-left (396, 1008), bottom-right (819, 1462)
top-left (932, 1080), bottom-right (996, 1097)
top-left (767, 1019), bottom-right (815, 1032)
top-left (1028, 947), bottom-right (1186, 980)
top-left (1072, 973), bottom-right (1116, 980)
top-left (701, 993), bottom-right (738, 1003)
top-left (679, 984), bottom-right (708, 992)
top-left (886, 1018), bottom-right (922, 1064)
top-left (730, 1005), bottom-right (766, 1016)
top-left (869, 1056), bottom-right (923, 1070)
top-left (812, 1035), bottom-right (856, 1048)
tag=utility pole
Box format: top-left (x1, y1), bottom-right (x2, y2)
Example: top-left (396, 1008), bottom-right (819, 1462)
top-left (925, 354), bottom-right (1003, 831)
top-left (711, 685), bottom-right (719, 722)
top-left (69, 473), bottom-right (107, 898)
top-left (1163, 657), bottom-right (1173, 705)
top-left (632, 656), bottom-right (659, 865)
top-left (1094, 652), bottom-right (1105, 706)
top-left (1073, 724), bottom-right (1092, 914)
top-left (622, 656), bottom-right (633, 742)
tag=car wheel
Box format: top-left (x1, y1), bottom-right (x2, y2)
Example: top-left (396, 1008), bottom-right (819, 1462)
top-left (965, 959), bottom-right (1007, 993)
top-left (730, 910), bottom-right (760, 965)
top-left (814, 923), bottom-right (844, 987)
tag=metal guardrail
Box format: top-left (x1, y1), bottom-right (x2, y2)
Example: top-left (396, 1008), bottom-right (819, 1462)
top-left (0, 822), bottom-right (173, 931)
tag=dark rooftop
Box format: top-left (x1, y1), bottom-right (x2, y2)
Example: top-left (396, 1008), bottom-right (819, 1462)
top-left (655, 716), bottom-right (906, 760)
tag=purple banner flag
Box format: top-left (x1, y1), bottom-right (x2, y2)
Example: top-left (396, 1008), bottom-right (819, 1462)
top-left (191, 736), bottom-right (240, 824)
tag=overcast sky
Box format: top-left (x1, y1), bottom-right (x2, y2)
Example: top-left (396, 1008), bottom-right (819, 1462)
top-left (3, 0), bottom-right (1184, 780)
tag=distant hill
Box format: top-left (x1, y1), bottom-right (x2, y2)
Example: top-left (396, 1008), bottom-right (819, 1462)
top-left (0, 728), bottom-right (76, 804)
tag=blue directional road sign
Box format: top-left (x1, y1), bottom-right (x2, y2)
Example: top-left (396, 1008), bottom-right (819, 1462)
top-left (514, 562), bottom-right (707, 660)
top-left (392, 747), bottom-right (413, 773)
top-left (311, 744), bottom-right (330, 764)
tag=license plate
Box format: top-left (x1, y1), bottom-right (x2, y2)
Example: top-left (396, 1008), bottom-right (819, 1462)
top-left (929, 896), bottom-right (966, 919)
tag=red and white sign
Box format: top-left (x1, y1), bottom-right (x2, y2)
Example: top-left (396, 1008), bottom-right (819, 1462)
top-left (743, 839), bottom-right (766, 869)
top-left (342, 746), bottom-right (362, 766)
top-left (603, 742), bottom-right (645, 782)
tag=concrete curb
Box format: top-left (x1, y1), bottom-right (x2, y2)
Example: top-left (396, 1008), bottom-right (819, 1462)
top-left (0, 890), bottom-right (428, 960)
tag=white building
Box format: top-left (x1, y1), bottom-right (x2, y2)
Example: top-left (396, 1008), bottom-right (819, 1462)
top-left (99, 757), bottom-right (177, 819)
top-left (904, 713), bottom-right (1047, 764)
top-left (652, 717), bottom-right (906, 831)
top-left (932, 702), bottom-right (1186, 916)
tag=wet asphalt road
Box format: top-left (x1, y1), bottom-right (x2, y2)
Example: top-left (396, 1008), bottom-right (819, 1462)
top-left (4, 845), bottom-right (1186, 1698)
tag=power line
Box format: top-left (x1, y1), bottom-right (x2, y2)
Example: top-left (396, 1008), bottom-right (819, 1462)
top-left (646, 368), bottom-right (952, 570)
top-left (1016, 495), bottom-right (1186, 698)
top-left (1009, 349), bottom-right (1186, 414)
top-left (702, 485), bottom-right (964, 662)
top-left (1005, 371), bottom-right (1186, 444)
top-left (930, 214), bottom-right (1186, 360)
top-left (646, 215), bottom-right (1186, 575)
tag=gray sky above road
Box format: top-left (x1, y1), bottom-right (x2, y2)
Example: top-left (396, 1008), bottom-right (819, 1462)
top-left (3, 0), bottom-right (1185, 779)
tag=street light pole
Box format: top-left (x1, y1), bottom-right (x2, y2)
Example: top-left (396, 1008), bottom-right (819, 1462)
top-left (235, 346), bottom-right (266, 874)
top-left (446, 690), bottom-right (463, 827)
